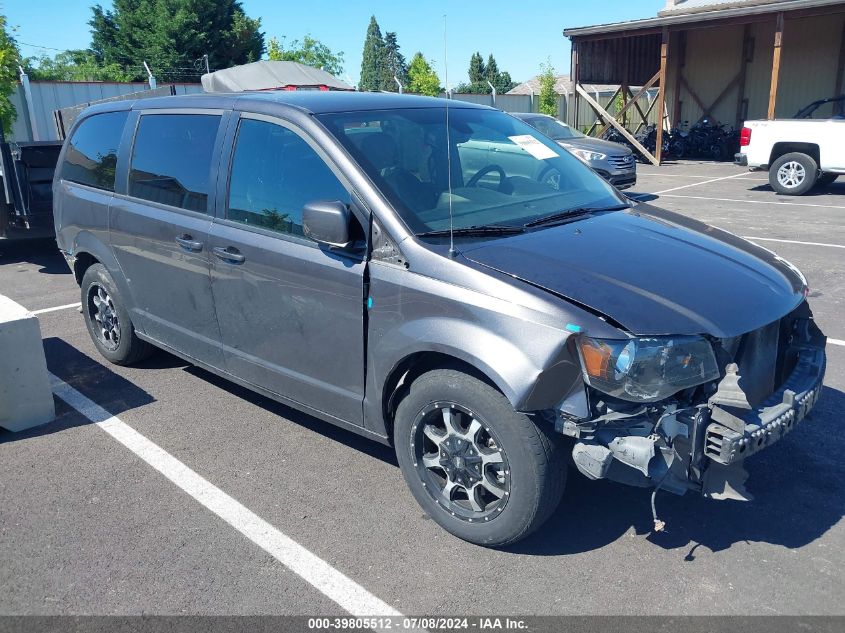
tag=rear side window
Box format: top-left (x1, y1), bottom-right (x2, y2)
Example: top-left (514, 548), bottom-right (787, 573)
top-left (61, 111), bottom-right (128, 191)
top-left (227, 118), bottom-right (349, 236)
top-left (128, 114), bottom-right (220, 213)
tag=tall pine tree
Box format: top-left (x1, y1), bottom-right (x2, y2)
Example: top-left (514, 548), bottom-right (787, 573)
top-left (381, 32), bottom-right (407, 92)
top-left (468, 52), bottom-right (485, 84)
top-left (359, 16), bottom-right (385, 92)
top-left (484, 55), bottom-right (499, 86)
top-left (90, 0), bottom-right (263, 82)
top-left (457, 52), bottom-right (515, 94)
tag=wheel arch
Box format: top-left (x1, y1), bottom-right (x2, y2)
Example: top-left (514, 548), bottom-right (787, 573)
top-left (769, 142), bottom-right (820, 167)
top-left (70, 231), bottom-right (138, 324)
top-left (382, 350), bottom-right (507, 441)
top-left (72, 251), bottom-right (99, 285)
top-left (374, 317), bottom-right (575, 441)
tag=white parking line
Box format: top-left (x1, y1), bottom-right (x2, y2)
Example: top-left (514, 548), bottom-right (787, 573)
top-left (638, 173), bottom-right (767, 181)
top-left (30, 302), bottom-right (81, 315)
top-left (654, 172), bottom-right (747, 194)
top-left (742, 237), bottom-right (845, 249)
top-left (49, 374), bottom-right (403, 619)
top-left (659, 193), bottom-right (845, 210)
top-left (830, 339), bottom-right (845, 347)
top-left (637, 173), bottom-right (717, 178)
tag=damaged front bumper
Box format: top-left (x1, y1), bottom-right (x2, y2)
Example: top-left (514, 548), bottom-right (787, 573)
top-left (703, 345), bottom-right (825, 466)
top-left (560, 316), bottom-right (826, 501)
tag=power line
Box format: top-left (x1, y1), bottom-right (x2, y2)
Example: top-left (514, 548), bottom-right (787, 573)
top-left (17, 41), bottom-right (69, 53)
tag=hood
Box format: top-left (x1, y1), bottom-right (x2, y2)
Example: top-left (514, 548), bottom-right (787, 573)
top-left (461, 205), bottom-right (806, 338)
top-left (559, 136), bottom-right (631, 156)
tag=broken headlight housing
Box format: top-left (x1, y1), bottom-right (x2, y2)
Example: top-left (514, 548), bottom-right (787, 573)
top-left (577, 335), bottom-right (719, 402)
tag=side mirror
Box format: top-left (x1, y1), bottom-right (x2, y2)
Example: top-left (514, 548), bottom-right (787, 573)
top-left (302, 200), bottom-right (351, 248)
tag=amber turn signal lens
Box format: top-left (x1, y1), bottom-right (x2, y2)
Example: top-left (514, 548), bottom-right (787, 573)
top-left (579, 339), bottom-right (612, 379)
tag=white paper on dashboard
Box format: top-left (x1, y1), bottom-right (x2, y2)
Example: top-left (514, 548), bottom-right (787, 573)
top-left (507, 135), bottom-right (559, 160)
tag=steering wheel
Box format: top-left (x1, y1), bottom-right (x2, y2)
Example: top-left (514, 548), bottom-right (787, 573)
top-left (467, 164), bottom-right (507, 190)
top-left (538, 165), bottom-right (562, 191)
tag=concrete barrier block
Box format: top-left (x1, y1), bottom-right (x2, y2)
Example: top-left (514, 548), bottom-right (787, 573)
top-left (0, 295), bottom-right (55, 432)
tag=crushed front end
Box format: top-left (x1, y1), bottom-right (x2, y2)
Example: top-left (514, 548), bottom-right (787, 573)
top-left (556, 302), bottom-right (826, 521)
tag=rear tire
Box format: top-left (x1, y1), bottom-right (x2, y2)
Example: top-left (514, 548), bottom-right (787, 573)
top-left (81, 264), bottom-right (153, 366)
top-left (769, 152), bottom-right (817, 195)
top-left (394, 369), bottom-right (565, 547)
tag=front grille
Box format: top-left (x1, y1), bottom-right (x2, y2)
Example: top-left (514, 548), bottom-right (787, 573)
top-left (607, 154), bottom-right (635, 170)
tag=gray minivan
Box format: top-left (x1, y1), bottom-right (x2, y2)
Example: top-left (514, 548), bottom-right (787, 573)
top-left (54, 92), bottom-right (826, 547)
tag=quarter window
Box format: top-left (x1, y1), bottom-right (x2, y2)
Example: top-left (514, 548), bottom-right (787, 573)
top-left (128, 114), bottom-right (220, 213)
top-left (227, 118), bottom-right (349, 236)
top-left (61, 111), bottom-right (128, 191)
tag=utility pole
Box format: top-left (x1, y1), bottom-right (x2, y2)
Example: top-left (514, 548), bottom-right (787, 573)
top-left (394, 76), bottom-right (403, 94)
top-left (487, 80), bottom-right (496, 106)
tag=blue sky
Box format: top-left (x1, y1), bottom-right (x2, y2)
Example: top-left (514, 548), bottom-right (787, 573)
top-left (5, 0), bottom-right (664, 86)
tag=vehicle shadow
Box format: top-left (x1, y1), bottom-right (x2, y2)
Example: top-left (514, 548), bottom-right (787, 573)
top-left (0, 337), bottom-right (158, 443)
top-left (0, 238), bottom-right (68, 275)
top-left (749, 183), bottom-right (845, 198)
top-left (511, 384), bottom-right (845, 558)
top-left (183, 365), bottom-right (398, 466)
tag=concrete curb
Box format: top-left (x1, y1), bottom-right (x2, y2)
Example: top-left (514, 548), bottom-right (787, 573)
top-left (0, 295), bottom-right (55, 432)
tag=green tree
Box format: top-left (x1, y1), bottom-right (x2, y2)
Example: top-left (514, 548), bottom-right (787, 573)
top-left (380, 32), bottom-right (407, 92)
top-left (407, 52), bottom-right (440, 96)
top-left (484, 55), bottom-right (499, 85)
top-left (538, 60), bottom-right (557, 117)
top-left (456, 52), bottom-right (515, 94)
top-left (266, 35), bottom-right (344, 76)
top-left (359, 15), bottom-right (385, 92)
top-left (90, 0), bottom-right (264, 82)
top-left (468, 52), bottom-right (485, 83)
top-left (25, 50), bottom-right (133, 82)
top-left (0, 13), bottom-right (19, 134)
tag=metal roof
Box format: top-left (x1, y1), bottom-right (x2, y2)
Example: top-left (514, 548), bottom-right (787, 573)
top-left (563, 0), bottom-right (845, 38)
top-left (200, 60), bottom-right (354, 92)
top-left (659, 0), bottom-right (782, 16)
top-left (506, 74), bottom-right (624, 95)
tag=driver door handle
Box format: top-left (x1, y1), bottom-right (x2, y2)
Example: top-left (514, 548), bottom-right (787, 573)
top-left (212, 246), bottom-right (246, 264)
top-left (175, 234), bottom-right (203, 252)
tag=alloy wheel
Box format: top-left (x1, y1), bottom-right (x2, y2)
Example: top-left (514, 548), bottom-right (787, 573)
top-left (410, 402), bottom-right (510, 522)
top-left (88, 283), bottom-right (121, 351)
top-left (777, 161), bottom-right (806, 189)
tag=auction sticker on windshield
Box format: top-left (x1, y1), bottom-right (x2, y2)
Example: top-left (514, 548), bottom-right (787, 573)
top-left (508, 135), bottom-right (559, 160)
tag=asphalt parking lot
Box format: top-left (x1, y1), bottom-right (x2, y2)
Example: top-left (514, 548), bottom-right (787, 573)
top-left (1, 160), bottom-right (844, 617)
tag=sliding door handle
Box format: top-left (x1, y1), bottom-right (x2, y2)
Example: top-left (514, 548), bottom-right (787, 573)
top-left (212, 246), bottom-right (246, 264)
top-left (175, 234), bottom-right (203, 251)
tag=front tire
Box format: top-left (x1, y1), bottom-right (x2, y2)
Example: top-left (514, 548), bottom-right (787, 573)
top-left (394, 369), bottom-right (565, 547)
top-left (81, 264), bottom-right (153, 365)
top-left (769, 152), bottom-right (817, 195)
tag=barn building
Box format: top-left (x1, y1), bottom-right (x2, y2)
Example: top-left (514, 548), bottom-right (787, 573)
top-left (563, 0), bottom-right (845, 163)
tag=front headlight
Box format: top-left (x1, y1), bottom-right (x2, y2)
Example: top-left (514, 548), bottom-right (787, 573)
top-left (577, 335), bottom-right (719, 402)
top-left (568, 147), bottom-right (607, 162)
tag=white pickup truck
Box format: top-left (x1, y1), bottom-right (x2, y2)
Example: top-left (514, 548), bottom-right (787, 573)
top-left (735, 96), bottom-right (845, 195)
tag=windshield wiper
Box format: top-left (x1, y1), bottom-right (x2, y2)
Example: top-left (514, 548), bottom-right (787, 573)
top-left (523, 203), bottom-right (630, 228)
top-left (416, 224), bottom-right (526, 238)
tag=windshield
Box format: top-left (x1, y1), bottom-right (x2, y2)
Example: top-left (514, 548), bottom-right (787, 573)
top-left (318, 107), bottom-right (622, 234)
top-left (522, 116), bottom-right (585, 141)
